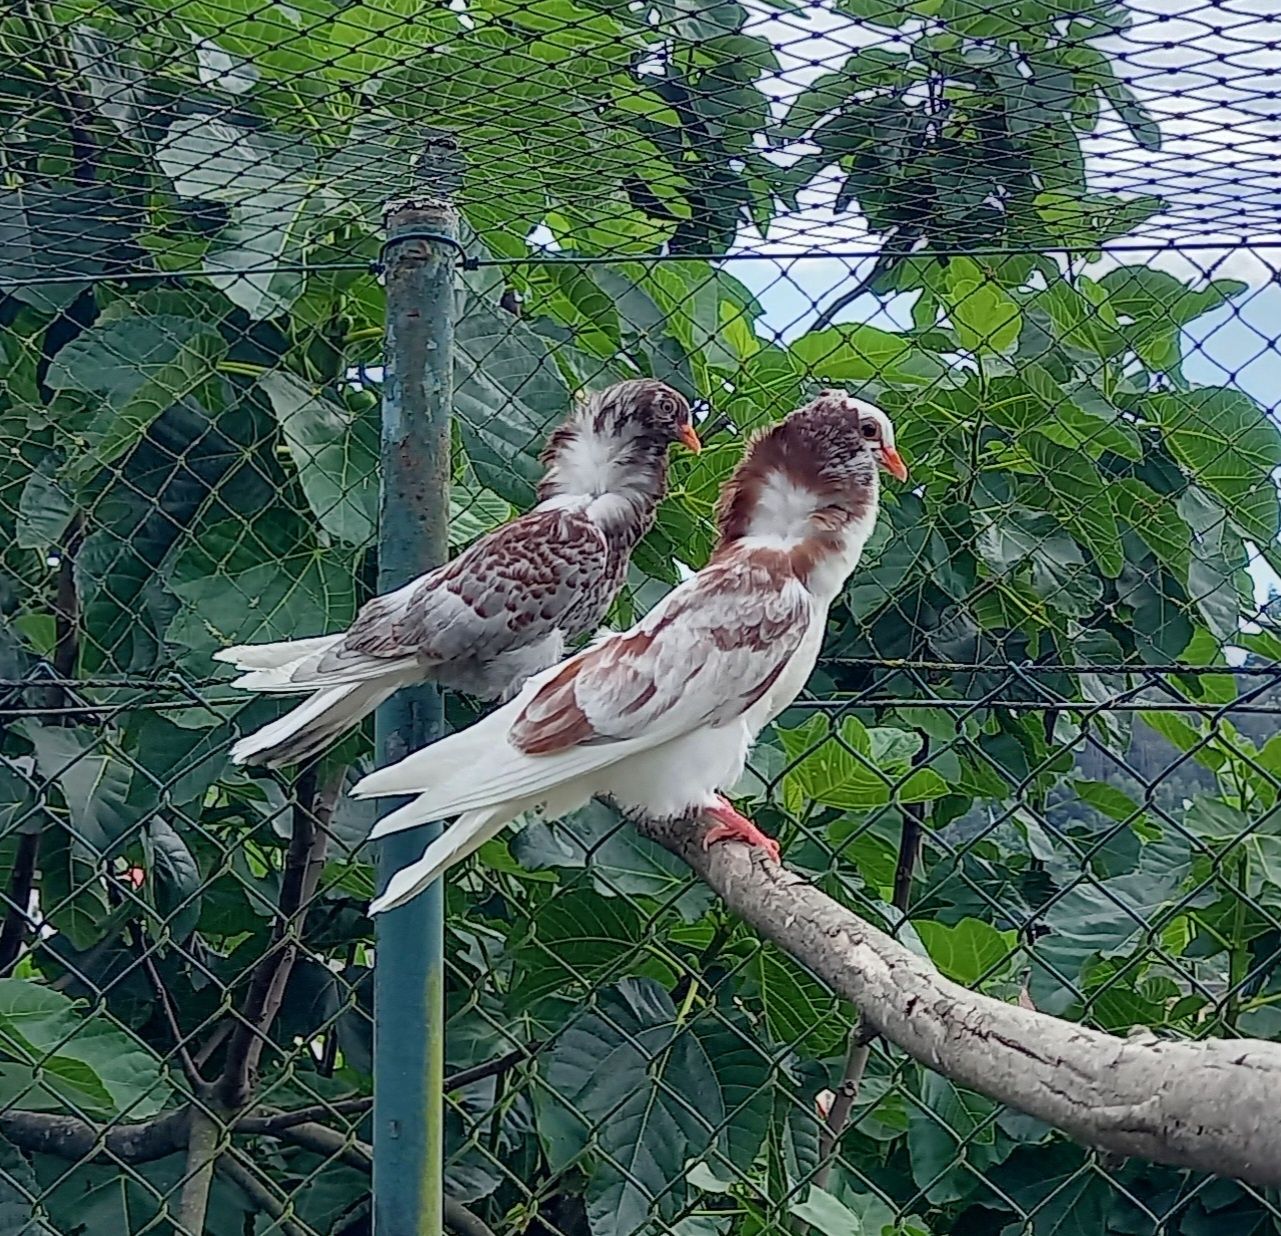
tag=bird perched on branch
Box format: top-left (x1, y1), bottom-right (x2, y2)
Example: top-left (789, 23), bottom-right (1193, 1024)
top-left (216, 379), bottom-right (701, 768)
top-left (353, 390), bottom-right (907, 913)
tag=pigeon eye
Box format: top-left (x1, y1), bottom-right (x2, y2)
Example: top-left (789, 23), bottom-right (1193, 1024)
top-left (860, 422), bottom-right (879, 440)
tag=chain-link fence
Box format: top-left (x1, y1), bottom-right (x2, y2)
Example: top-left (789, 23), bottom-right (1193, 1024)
top-left (3, 0), bottom-right (1281, 1233)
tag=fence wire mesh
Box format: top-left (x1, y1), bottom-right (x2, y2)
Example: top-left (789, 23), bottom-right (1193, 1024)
top-left (2, 0), bottom-right (1281, 1233)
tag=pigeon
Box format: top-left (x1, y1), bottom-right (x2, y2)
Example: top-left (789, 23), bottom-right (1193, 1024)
top-left (352, 390), bottom-right (906, 914)
top-left (215, 379), bottom-right (701, 768)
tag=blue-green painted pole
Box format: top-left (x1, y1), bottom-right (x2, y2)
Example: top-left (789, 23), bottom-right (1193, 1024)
top-left (373, 169), bottom-right (457, 1235)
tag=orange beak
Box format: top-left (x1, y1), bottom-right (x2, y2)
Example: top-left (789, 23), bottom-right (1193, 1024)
top-left (678, 424), bottom-right (702, 454)
top-left (879, 445), bottom-right (908, 482)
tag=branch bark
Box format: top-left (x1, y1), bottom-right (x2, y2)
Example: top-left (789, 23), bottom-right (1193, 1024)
top-left (216, 1152), bottom-right (308, 1236)
top-left (217, 765), bottom-right (341, 1109)
top-left (175, 1106), bottom-right (220, 1236)
top-left (637, 817), bottom-right (1281, 1188)
top-left (0, 1107), bottom-right (190, 1163)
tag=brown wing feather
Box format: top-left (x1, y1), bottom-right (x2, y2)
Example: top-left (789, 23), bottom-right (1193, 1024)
top-left (338, 507), bottom-right (614, 667)
top-left (509, 550), bottom-right (810, 757)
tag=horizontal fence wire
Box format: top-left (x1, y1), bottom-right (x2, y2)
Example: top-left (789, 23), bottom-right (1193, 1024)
top-left (3, 0), bottom-right (1281, 1233)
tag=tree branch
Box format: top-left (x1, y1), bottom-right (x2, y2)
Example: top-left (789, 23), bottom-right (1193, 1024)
top-left (444, 1041), bottom-right (544, 1092)
top-left (445, 1196), bottom-right (500, 1236)
top-left (0, 1107), bottom-right (190, 1164)
top-left (637, 817), bottom-right (1281, 1188)
top-left (175, 1107), bottom-right (220, 1236)
top-left (217, 764), bottom-right (342, 1109)
top-left (272, 1119), bottom-right (371, 1172)
top-left (216, 1152), bottom-right (308, 1236)
top-left (238, 1096), bottom-right (373, 1135)
top-left (131, 924), bottom-right (207, 1093)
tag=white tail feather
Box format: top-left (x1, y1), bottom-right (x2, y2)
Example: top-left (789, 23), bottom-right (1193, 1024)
top-left (214, 635), bottom-right (343, 671)
top-left (232, 653), bottom-right (421, 694)
top-left (368, 806), bottom-right (515, 914)
top-left (230, 681), bottom-right (399, 768)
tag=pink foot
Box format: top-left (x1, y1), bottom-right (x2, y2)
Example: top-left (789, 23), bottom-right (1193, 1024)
top-left (701, 797), bottom-right (781, 864)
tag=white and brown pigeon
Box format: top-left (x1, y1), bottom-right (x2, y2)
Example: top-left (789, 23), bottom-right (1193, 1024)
top-left (352, 389), bottom-right (907, 913)
top-left (215, 379), bottom-right (701, 768)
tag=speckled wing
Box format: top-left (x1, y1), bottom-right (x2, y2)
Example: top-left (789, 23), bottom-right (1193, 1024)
top-left (509, 550), bottom-right (812, 755)
top-left (329, 506), bottom-right (613, 671)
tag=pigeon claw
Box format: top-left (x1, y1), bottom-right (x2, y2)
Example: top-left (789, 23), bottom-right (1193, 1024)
top-left (701, 798), bottom-right (781, 864)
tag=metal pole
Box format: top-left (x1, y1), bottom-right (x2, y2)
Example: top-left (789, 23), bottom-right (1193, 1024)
top-left (373, 144), bottom-right (458, 1236)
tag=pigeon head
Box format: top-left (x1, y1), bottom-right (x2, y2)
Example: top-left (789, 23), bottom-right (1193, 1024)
top-left (538, 379), bottom-right (700, 506)
top-left (781, 390), bottom-right (907, 487)
top-left (713, 390), bottom-right (905, 551)
top-left (582, 379), bottom-right (700, 455)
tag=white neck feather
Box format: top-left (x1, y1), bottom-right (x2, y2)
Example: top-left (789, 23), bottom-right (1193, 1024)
top-left (734, 470), bottom-right (880, 602)
top-left (539, 424), bottom-right (658, 533)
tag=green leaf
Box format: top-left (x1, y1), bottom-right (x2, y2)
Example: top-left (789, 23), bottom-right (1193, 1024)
top-left (539, 979), bottom-right (724, 1236)
top-left (258, 372), bottom-right (379, 547)
top-left (15, 465), bottom-right (75, 551)
top-left (778, 716), bottom-right (947, 810)
top-left (913, 917), bottom-right (1016, 985)
top-left (167, 551), bottom-right (358, 659)
top-left (1110, 479), bottom-right (1191, 579)
top-left (513, 890), bottom-right (675, 1002)
top-left (1029, 839), bottom-right (1191, 1012)
top-left (1072, 780), bottom-right (1143, 824)
top-left (455, 299), bottom-right (571, 508)
top-left (790, 1185), bottom-right (866, 1235)
top-left (790, 325), bottom-right (947, 385)
top-left (0, 980), bottom-right (167, 1118)
top-left (1145, 388), bottom-right (1281, 544)
top-left (973, 505), bottom-right (1102, 618)
top-left (156, 114), bottom-right (317, 318)
top-left (0, 1138), bottom-right (56, 1234)
top-left (907, 1071), bottom-right (1004, 1204)
top-left (20, 724), bottom-right (144, 858)
top-left (145, 818), bottom-right (202, 942)
top-left (691, 1008), bottom-right (772, 1175)
top-left (945, 259), bottom-right (1022, 355)
top-left (0, 183), bottom-right (135, 313)
top-left (1023, 437), bottom-right (1123, 577)
top-left (1102, 79), bottom-right (1161, 151)
top-left (46, 316), bottom-right (227, 489)
top-left (743, 945), bottom-right (846, 1056)
top-left (511, 799), bottom-right (714, 922)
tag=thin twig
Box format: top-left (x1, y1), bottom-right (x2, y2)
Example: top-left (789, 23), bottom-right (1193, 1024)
top-left (815, 742), bottom-right (929, 1187)
top-left (444, 1042), bottom-right (545, 1092)
top-left (132, 923), bottom-right (207, 1093)
top-left (51, 512), bottom-right (83, 682)
top-left (238, 1096), bottom-right (373, 1134)
top-left (808, 240), bottom-right (915, 334)
top-left (217, 764), bottom-right (342, 1110)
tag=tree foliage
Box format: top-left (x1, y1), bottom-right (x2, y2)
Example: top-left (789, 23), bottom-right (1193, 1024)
top-left (1, 0), bottom-right (1280, 1233)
